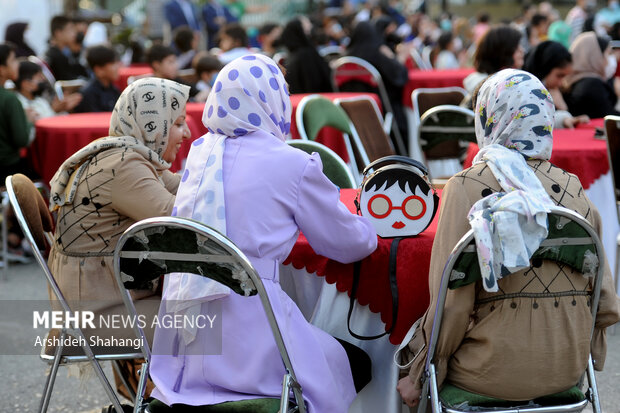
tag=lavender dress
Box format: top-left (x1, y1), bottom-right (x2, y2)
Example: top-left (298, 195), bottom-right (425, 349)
top-left (149, 54), bottom-right (377, 412)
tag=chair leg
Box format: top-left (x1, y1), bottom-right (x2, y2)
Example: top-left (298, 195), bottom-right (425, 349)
top-left (39, 330), bottom-right (66, 413)
top-left (279, 373), bottom-right (291, 413)
top-left (112, 360), bottom-right (137, 402)
top-left (587, 355), bottom-right (602, 413)
top-left (1, 191), bottom-right (9, 280)
top-left (133, 361), bottom-right (149, 413)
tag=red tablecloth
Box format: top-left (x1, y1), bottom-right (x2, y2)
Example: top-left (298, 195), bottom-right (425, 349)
top-left (403, 68), bottom-right (475, 109)
top-left (186, 92), bottom-right (383, 163)
top-left (283, 188), bottom-right (441, 345)
top-left (463, 128), bottom-right (609, 190)
top-left (31, 112), bottom-right (201, 185)
top-left (115, 65), bottom-right (152, 91)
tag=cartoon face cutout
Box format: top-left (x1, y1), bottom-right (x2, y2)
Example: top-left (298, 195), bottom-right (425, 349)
top-left (360, 168), bottom-right (436, 238)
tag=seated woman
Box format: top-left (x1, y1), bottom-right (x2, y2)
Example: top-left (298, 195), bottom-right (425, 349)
top-left (522, 40), bottom-right (590, 129)
top-left (47, 77), bottom-right (192, 396)
top-left (398, 69), bottom-right (620, 408)
top-left (563, 32), bottom-right (620, 118)
top-left (148, 54), bottom-right (378, 412)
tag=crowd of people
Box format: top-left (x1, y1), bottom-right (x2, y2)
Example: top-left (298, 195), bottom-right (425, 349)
top-left (1, 0), bottom-right (620, 412)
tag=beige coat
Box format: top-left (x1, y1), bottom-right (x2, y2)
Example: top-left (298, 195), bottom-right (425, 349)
top-left (48, 148), bottom-right (180, 343)
top-left (406, 159), bottom-right (620, 400)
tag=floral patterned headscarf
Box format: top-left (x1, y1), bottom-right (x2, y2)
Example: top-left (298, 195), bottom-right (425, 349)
top-left (469, 69), bottom-right (556, 292)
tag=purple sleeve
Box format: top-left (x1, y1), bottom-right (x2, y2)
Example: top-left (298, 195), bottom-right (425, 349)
top-left (294, 154), bottom-right (378, 263)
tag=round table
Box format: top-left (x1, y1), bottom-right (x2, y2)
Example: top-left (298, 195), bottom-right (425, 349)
top-left (114, 65), bottom-right (153, 92)
top-left (32, 112), bottom-right (200, 184)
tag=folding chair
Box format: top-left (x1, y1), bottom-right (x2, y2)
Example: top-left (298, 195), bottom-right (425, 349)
top-left (287, 140), bottom-right (357, 189)
top-left (418, 206), bottom-right (605, 413)
top-left (318, 45), bottom-right (344, 63)
top-left (417, 104), bottom-right (476, 180)
top-left (113, 216), bottom-right (307, 413)
top-left (335, 96), bottom-right (396, 163)
top-left (421, 45), bottom-right (433, 70)
top-left (5, 174), bottom-right (141, 413)
top-left (331, 56), bottom-right (407, 155)
top-left (54, 79), bottom-right (86, 101)
top-left (603, 115), bottom-right (620, 307)
top-left (410, 87), bottom-right (467, 159)
top-left (177, 68), bottom-right (198, 85)
top-left (295, 94), bottom-right (368, 185)
top-left (410, 48), bottom-right (431, 71)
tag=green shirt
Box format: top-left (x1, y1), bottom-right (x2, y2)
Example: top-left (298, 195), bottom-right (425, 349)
top-left (0, 86), bottom-right (32, 166)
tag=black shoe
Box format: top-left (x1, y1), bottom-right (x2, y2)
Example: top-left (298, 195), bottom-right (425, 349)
top-left (101, 404), bottom-right (134, 413)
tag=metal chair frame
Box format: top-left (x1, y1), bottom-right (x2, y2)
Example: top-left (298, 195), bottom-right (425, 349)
top-left (53, 79), bottom-right (86, 101)
top-left (418, 206), bottom-right (605, 413)
top-left (295, 94), bottom-right (367, 185)
top-left (603, 115), bottom-right (620, 299)
top-left (410, 48), bottom-right (432, 71)
top-left (5, 175), bottom-right (141, 413)
top-left (113, 216), bottom-right (307, 413)
top-left (330, 56), bottom-right (407, 155)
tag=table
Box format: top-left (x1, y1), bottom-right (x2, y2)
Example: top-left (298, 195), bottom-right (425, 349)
top-left (185, 92), bottom-right (383, 163)
top-left (115, 65), bottom-right (152, 91)
top-left (281, 188), bottom-right (441, 413)
top-left (403, 68), bottom-right (475, 109)
top-left (31, 113), bottom-right (201, 185)
top-left (463, 127), bottom-right (619, 274)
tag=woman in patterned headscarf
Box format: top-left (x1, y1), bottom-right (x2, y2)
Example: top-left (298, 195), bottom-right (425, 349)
top-left (148, 54), bottom-right (377, 412)
top-left (398, 69), bottom-right (619, 407)
top-left (47, 77), bottom-right (191, 397)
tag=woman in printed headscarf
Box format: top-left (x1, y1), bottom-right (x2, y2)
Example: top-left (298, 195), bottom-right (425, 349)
top-left (47, 77), bottom-right (191, 399)
top-left (563, 31), bottom-right (620, 118)
top-left (522, 40), bottom-right (590, 128)
top-left (148, 54), bottom-right (377, 413)
top-left (397, 69), bottom-right (620, 408)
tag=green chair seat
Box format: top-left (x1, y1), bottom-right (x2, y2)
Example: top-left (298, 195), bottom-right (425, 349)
top-left (440, 383), bottom-right (585, 410)
top-left (287, 140), bottom-right (357, 189)
top-left (148, 397), bottom-right (282, 413)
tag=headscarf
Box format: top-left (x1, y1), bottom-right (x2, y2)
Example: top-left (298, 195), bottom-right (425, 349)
top-left (547, 20), bottom-right (571, 49)
top-left (4, 22), bottom-right (36, 57)
top-left (565, 31), bottom-right (607, 88)
top-left (522, 40), bottom-right (572, 83)
top-left (347, 21), bottom-right (383, 58)
top-left (469, 69), bottom-right (556, 292)
top-left (164, 54), bottom-right (291, 344)
top-left (49, 77), bottom-right (190, 210)
top-left (279, 18), bottom-right (313, 53)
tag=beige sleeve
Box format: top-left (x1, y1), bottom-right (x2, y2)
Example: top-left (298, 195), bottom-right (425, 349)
top-left (111, 154), bottom-right (177, 221)
top-left (160, 169), bottom-right (181, 194)
top-left (407, 178), bottom-right (477, 389)
top-left (586, 197), bottom-right (620, 370)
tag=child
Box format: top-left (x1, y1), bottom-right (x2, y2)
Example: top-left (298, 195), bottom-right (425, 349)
top-left (0, 43), bottom-right (36, 183)
top-left (173, 25), bottom-right (198, 70)
top-left (192, 52), bottom-right (223, 102)
top-left (73, 45), bottom-right (121, 113)
top-left (217, 23), bottom-right (250, 63)
top-left (146, 44), bottom-right (199, 99)
top-left (43, 15), bottom-right (88, 81)
top-left (15, 60), bottom-right (82, 119)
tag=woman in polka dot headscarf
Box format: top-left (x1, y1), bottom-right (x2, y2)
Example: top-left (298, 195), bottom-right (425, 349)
top-left (150, 54), bottom-right (378, 412)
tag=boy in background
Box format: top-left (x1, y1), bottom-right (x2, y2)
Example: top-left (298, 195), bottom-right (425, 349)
top-left (192, 52), bottom-right (223, 102)
top-left (217, 23), bottom-right (250, 63)
top-left (44, 15), bottom-right (88, 81)
top-left (73, 45), bottom-right (120, 113)
top-left (146, 44), bottom-right (199, 99)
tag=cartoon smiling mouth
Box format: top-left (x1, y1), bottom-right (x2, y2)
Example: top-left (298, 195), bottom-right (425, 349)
top-left (392, 221), bottom-right (405, 229)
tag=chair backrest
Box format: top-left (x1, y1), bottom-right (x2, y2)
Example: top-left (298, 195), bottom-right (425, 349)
top-left (421, 45), bottom-right (433, 70)
top-left (295, 94), bottom-right (364, 183)
top-left (54, 79), bottom-right (86, 100)
top-left (335, 96), bottom-right (395, 162)
top-left (412, 87), bottom-right (468, 121)
top-left (410, 48), bottom-right (431, 71)
top-left (418, 104), bottom-right (476, 161)
top-left (177, 68), bottom-right (198, 84)
top-left (287, 140), bottom-right (357, 189)
top-left (419, 206), bottom-right (605, 413)
top-left (319, 45), bottom-right (344, 63)
top-left (603, 116), bottom-right (620, 215)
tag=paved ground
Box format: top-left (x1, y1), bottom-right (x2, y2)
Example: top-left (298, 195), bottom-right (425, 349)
top-left (1, 261), bottom-right (618, 412)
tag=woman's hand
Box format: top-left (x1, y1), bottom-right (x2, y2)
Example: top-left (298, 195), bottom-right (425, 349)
top-left (397, 376), bottom-right (422, 408)
top-left (562, 114), bottom-right (590, 129)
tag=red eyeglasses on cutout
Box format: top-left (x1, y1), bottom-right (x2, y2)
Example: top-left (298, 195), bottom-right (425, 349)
top-left (367, 194), bottom-right (426, 220)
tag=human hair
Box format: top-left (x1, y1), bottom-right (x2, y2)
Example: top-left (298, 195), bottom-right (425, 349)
top-left (146, 44), bottom-right (176, 66)
top-left (173, 26), bottom-right (194, 53)
top-left (221, 23), bottom-right (248, 48)
top-left (193, 53), bottom-right (223, 76)
top-left (85, 45), bottom-right (118, 69)
top-left (364, 168), bottom-right (430, 196)
top-left (531, 13), bottom-right (548, 28)
top-left (50, 15), bottom-right (71, 36)
top-left (474, 25), bottom-right (522, 74)
top-left (437, 31), bottom-right (453, 51)
top-left (259, 22), bottom-right (279, 36)
top-left (0, 42), bottom-right (16, 67)
top-left (15, 59), bottom-right (41, 89)
top-left (477, 12), bottom-right (489, 24)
